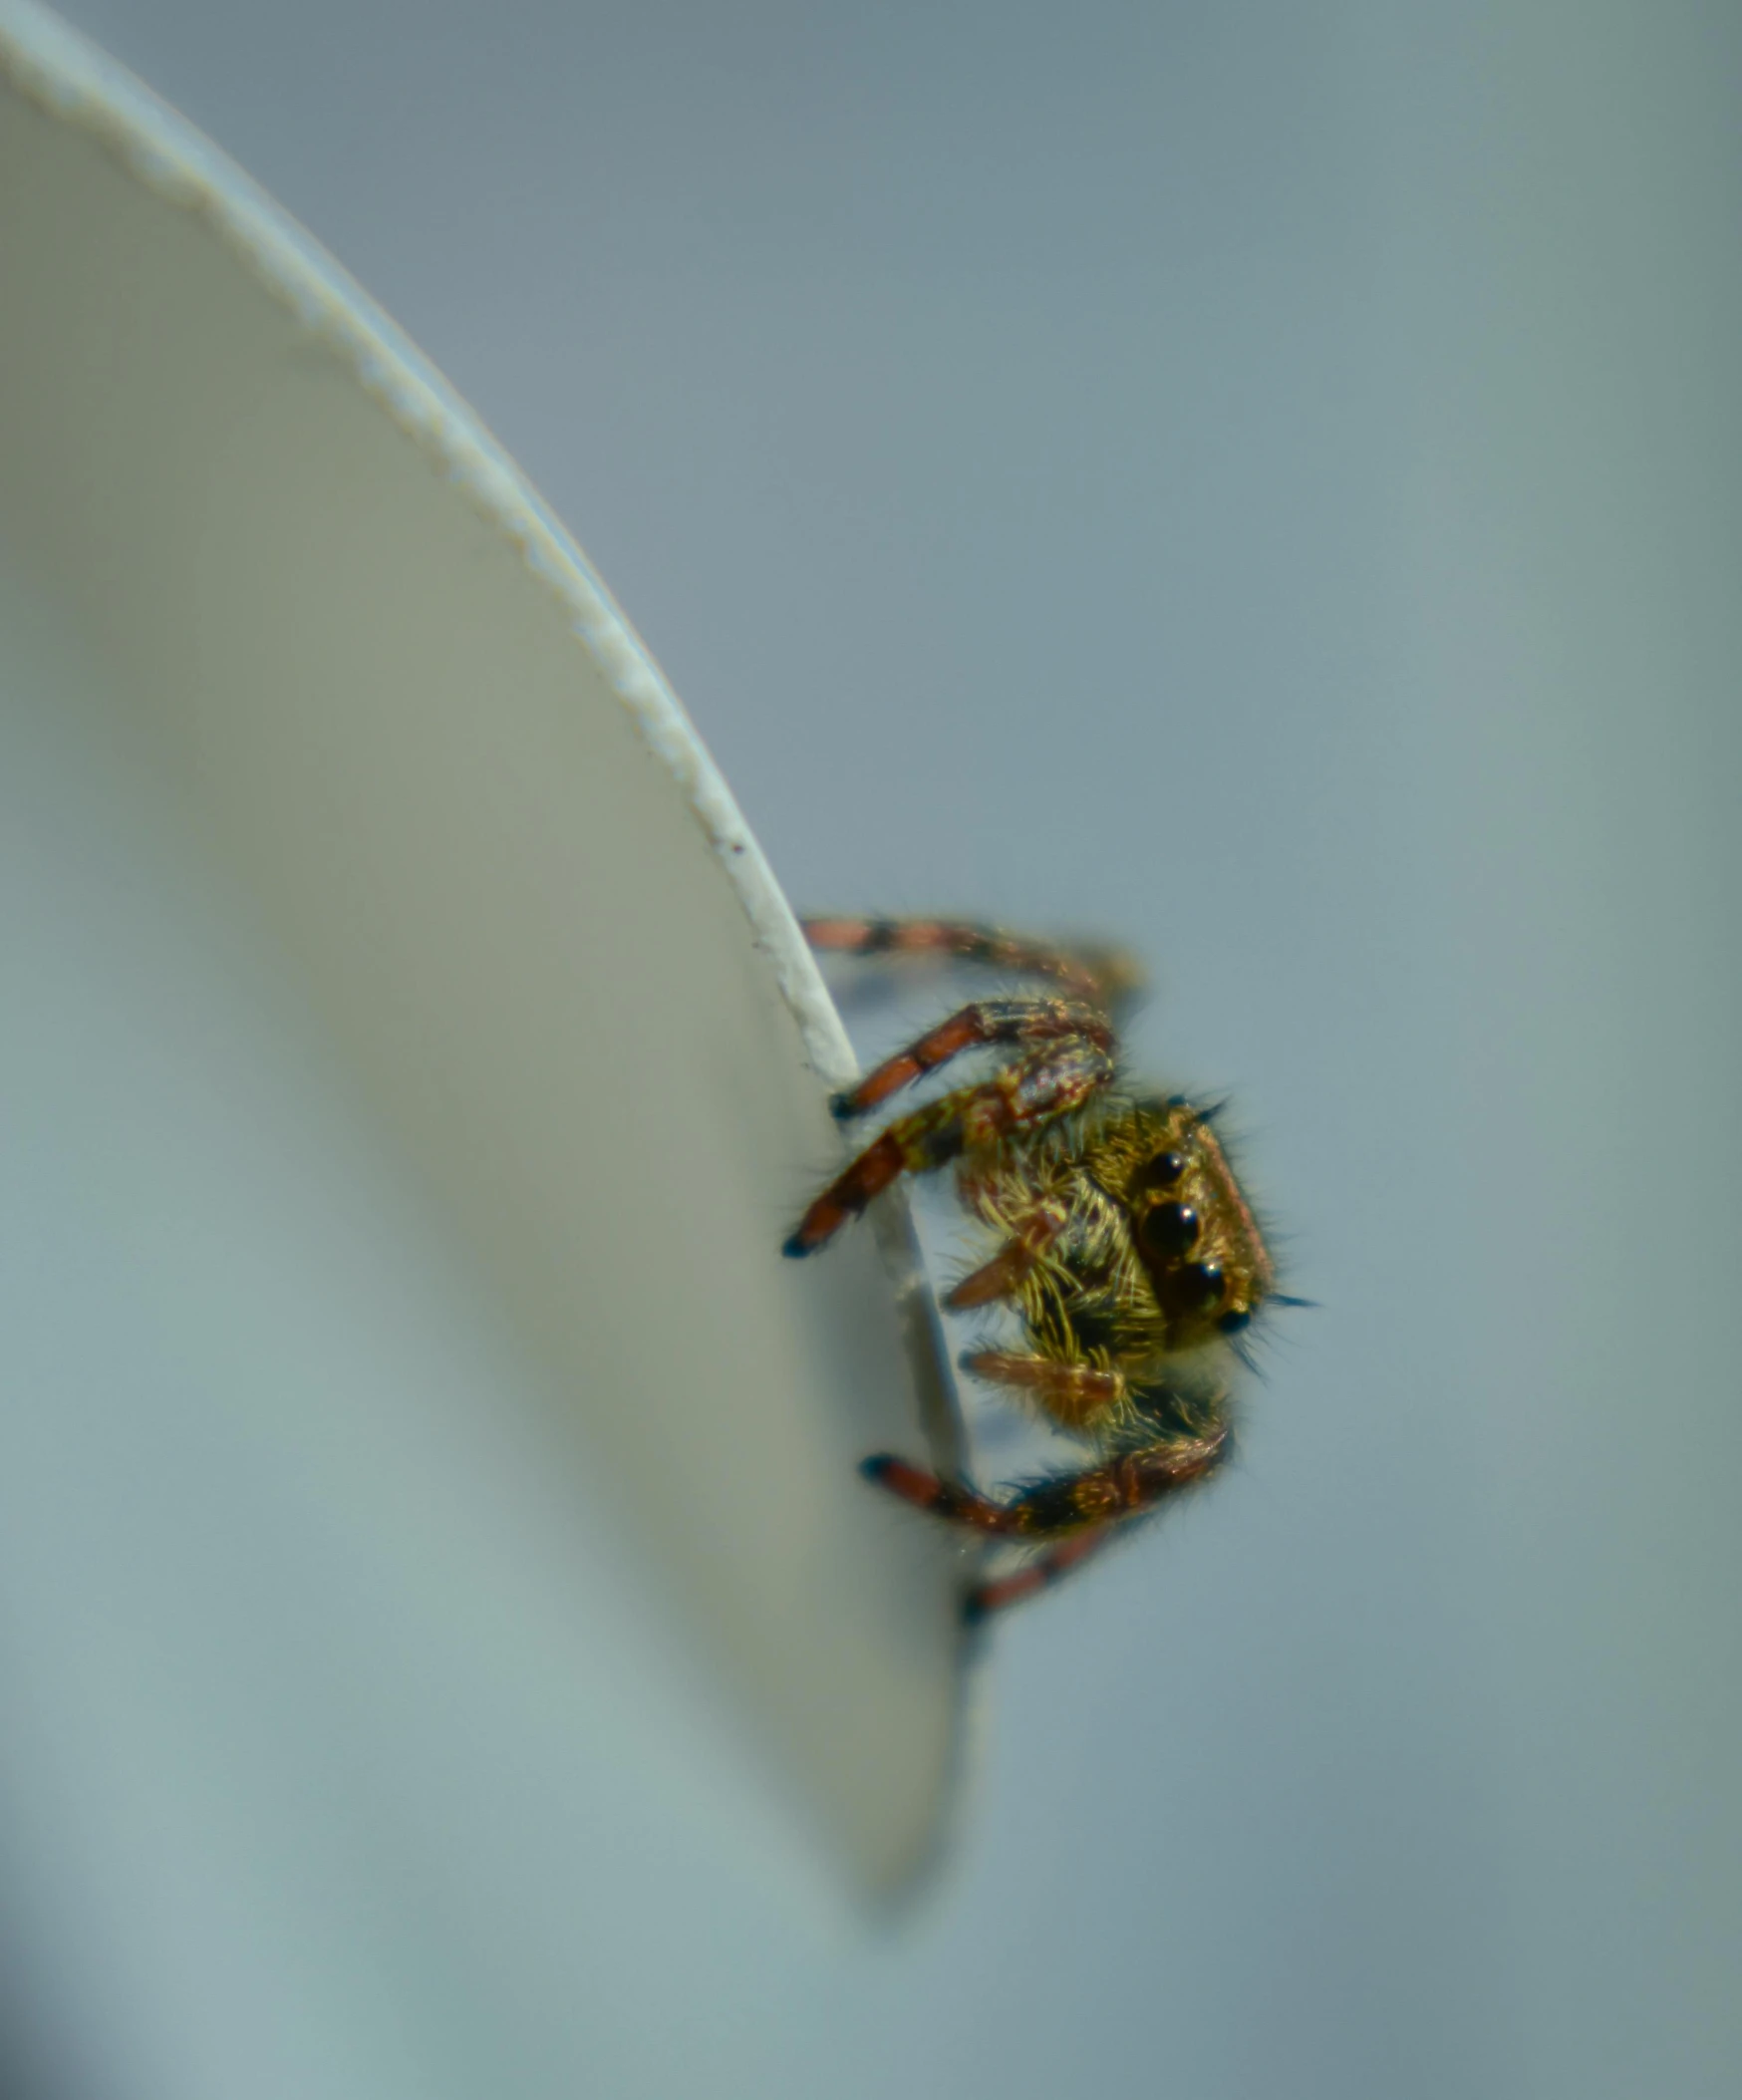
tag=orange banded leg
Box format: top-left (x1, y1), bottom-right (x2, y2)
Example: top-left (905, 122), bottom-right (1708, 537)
top-left (959, 1350), bottom-right (1127, 1430)
top-left (802, 916), bottom-right (1143, 1013)
top-left (830, 999), bottom-right (1111, 1120)
top-left (944, 1196), bottom-right (1071, 1309)
top-left (965, 1530), bottom-right (1116, 1623)
top-left (860, 1424), bottom-right (1230, 1541)
top-left (784, 1038), bottom-right (1114, 1257)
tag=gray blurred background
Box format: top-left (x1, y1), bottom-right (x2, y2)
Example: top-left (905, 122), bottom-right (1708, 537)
top-left (26, 2), bottom-right (1742, 2095)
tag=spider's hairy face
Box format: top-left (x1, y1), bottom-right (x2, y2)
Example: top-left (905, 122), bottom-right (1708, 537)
top-left (1119, 1097), bottom-right (1275, 1351)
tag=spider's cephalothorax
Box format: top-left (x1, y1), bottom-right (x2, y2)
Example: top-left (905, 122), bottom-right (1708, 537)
top-left (786, 916), bottom-right (1287, 1623)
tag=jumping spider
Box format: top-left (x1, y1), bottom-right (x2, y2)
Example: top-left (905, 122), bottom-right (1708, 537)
top-left (786, 915), bottom-right (1298, 1623)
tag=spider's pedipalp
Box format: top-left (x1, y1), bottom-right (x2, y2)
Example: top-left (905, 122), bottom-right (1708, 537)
top-left (959, 1349), bottom-right (1126, 1429)
top-left (943, 1195), bottom-right (1072, 1308)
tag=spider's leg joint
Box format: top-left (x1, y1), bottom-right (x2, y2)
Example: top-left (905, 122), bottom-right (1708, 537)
top-left (963, 1527), bottom-right (1116, 1621)
top-left (786, 1038), bottom-right (1113, 1255)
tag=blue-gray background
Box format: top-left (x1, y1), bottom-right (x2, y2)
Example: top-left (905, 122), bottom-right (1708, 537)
top-left (42, 3), bottom-right (1742, 2095)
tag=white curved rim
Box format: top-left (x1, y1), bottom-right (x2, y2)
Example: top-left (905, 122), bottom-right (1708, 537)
top-left (0, 0), bottom-right (851, 1082)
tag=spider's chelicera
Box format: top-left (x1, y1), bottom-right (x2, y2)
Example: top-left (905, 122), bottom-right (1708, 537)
top-left (786, 915), bottom-right (1298, 1624)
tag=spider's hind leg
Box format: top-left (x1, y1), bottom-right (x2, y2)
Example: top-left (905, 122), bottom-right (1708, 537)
top-left (802, 915), bottom-right (1143, 1014)
top-left (784, 1036), bottom-right (1114, 1256)
top-left (830, 998), bottom-right (1111, 1120)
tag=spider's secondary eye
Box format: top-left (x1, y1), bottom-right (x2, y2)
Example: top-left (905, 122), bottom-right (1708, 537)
top-left (1139, 1201), bottom-right (1199, 1257)
top-left (1218, 1307), bottom-right (1252, 1334)
top-left (1132, 1149), bottom-right (1188, 1197)
top-left (1179, 1260), bottom-right (1225, 1307)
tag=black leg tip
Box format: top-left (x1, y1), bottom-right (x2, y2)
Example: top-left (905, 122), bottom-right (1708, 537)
top-left (859, 1453), bottom-right (896, 1483)
top-left (781, 1232), bottom-right (814, 1260)
top-left (828, 1090), bottom-right (858, 1121)
top-left (961, 1589), bottom-right (990, 1628)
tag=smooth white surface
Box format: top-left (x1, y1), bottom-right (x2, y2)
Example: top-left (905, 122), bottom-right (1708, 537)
top-left (0, 0), bottom-right (967, 1983)
top-left (0, 577), bottom-right (842, 2099)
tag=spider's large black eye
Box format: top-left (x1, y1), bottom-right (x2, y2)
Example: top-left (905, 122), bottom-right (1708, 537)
top-left (1134, 1149), bottom-right (1186, 1193)
top-left (1178, 1260), bottom-right (1225, 1308)
top-left (1139, 1201), bottom-right (1199, 1259)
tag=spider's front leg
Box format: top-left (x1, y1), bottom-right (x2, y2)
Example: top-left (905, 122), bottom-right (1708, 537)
top-left (863, 1428), bottom-right (1229, 1539)
top-left (861, 1424), bottom-right (1231, 1617)
top-left (783, 1035), bottom-right (1114, 1257)
top-left (965, 1531), bottom-right (1116, 1623)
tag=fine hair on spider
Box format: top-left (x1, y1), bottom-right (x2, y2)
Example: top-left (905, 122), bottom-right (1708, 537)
top-left (787, 915), bottom-right (1305, 1623)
